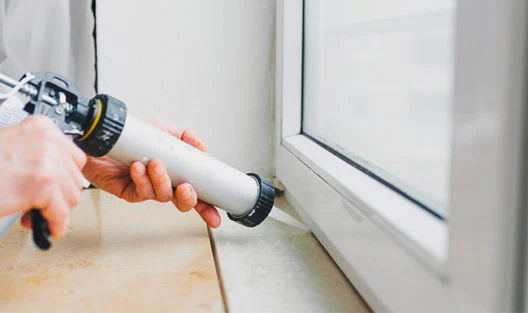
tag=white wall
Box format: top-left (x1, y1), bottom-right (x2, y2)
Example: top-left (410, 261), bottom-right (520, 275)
top-left (97, 0), bottom-right (275, 176)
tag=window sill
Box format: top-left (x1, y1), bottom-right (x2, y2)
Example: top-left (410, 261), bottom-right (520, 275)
top-left (282, 134), bottom-right (448, 271)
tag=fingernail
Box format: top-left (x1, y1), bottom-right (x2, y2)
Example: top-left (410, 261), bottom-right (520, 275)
top-left (154, 162), bottom-right (165, 177)
top-left (134, 163), bottom-right (144, 174)
top-left (211, 215), bottom-right (221, 228)
top-left (51, 230), bottom-right (61, 241)
top-left (181, 186), bottom-right (193, 200)
top-left (52, 218), bottom-right (69, 240)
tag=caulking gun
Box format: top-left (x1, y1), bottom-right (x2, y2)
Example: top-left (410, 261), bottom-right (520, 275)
top-left (0, 72), bottom-right (275, 250)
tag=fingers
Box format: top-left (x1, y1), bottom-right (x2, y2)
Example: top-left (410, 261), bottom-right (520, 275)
top-left (129, 161), bottom-right (156, 201)
top-left (13, 116), bottom-right (84, 240)
top-left (195, 201), bottom-right (221, 228)
top-left (173, 183), bottom-right (197, 212)
top-left (25, 115), bottom-right (87, 169)
top-left (181, 129), bottom-right (208, 152)
top-left (147, 160), bottom-right (173, 202)
top-left (145, 119), bottom-right (207, 152)
top-left (59, 134), bottom-right (87, 169)
top-left (172, 184), bottom-right (221, 228)
top-left (42, 196), bottom-right (70, 240)
top-left (62, 158), bottom-right (85, 207)
top-left (20, 211), bottom-right (31, 229)
top-left (34, 187), bottom-right (71, 240)
top-left (145, 119), bottom-right (184, 138)
top-left (69, 146), bottom-right (88, 169)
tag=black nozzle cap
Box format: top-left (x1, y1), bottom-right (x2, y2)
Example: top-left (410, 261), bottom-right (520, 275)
top-left (75, 94), bottom-right (127, 157)
top-left (227, 173), bottom-right (275, 227)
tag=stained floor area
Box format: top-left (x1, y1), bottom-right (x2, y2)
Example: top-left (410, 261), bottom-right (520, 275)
top-left (0, 190), bottom-right (370, 313)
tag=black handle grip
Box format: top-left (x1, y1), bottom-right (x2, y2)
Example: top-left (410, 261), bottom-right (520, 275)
top-left (30, 209), bottom-right (51, 250)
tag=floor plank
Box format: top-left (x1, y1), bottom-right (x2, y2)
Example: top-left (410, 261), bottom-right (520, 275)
top-left (211, 196), bottom-right (371, 313)
top-left (0, 190), bottom-right (224, 313)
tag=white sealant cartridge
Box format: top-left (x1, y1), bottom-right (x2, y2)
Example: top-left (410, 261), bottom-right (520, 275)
top-left (77, 95), bottom-right (275, 227)
top-left (107, 115), bottom-right (275, 225)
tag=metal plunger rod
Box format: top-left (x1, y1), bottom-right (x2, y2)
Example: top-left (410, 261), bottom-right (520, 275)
top-left (0, 73), bottom-right (32, 91)
top-left (0, 73), bottom-right (57, 105)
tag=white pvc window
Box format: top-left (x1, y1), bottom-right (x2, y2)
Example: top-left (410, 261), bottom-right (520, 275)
top-left (303, 0), bottom-right (455, 216)
top-left (275, 0), bottom-right (528, 312)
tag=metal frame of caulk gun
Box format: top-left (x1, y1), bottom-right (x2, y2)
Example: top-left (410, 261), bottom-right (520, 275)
top-left (0, 72), bottom-right (275, 250)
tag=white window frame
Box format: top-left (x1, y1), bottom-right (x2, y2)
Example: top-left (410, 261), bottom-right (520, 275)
top-left (275, 0), bottom-right (528, 312)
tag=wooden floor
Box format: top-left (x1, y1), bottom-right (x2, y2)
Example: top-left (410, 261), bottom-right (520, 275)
top-left (0, 190), bottom-right (370, 313)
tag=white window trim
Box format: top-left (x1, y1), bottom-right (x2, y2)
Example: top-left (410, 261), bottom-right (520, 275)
top-left (275, 0), bottom-right (528, 312)
top-left (283, 136), bottom-right (447, 266)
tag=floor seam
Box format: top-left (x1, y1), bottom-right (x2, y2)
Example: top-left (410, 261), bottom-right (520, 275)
top-left (208, 226), bottom-right (230, 313)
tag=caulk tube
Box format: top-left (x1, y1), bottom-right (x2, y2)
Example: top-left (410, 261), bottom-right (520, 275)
top-left (110, 115), bottom-right (259, 216)
top-left (76, 95), bottom-right (274, 227)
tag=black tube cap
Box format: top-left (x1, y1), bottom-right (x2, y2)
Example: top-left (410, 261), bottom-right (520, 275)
top-left (227, 173), bottom-right (275, 227)
top-left (75, 95), bottom-right (127, 157)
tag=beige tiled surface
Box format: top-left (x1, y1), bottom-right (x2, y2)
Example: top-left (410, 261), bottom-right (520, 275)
top-left (0, 190), bottom-right (224, 313)
top-left (0, 191), bottom-right (371, 313)
top-left (212, 196), bottom-right (371, 313)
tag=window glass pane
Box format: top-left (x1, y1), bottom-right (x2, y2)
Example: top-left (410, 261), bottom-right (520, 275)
top-left (302, 0), bottom-right (456, 216)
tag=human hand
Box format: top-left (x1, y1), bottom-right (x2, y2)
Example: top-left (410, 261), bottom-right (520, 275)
top-left (0, 116), bottom-right (87, 239)
top-left (82, 119), bottom-right (221, 228)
